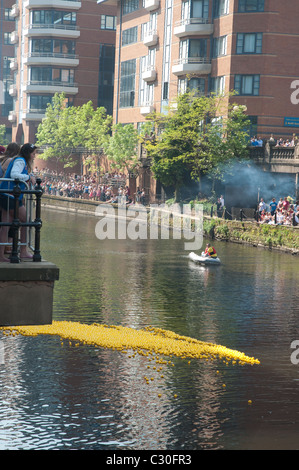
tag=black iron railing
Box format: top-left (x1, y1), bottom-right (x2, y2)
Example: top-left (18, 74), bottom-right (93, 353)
top-left (0, 178), bottom-right (43, 263)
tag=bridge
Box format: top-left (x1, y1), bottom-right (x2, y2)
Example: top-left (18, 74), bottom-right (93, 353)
top-left (249, 142), bottom-right (299, 175)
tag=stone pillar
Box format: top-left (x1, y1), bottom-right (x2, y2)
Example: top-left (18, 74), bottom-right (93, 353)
top-left (0, 261), bottom-right (59, 326)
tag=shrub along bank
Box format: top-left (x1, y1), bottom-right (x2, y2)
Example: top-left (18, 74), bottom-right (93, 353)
top-left (203, 217), bottom-right (299, 254)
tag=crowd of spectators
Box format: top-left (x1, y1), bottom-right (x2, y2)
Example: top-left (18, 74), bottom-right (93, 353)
top-left (32, 169), bottom-right (299, 225)
top-left (250, 134), bottom-right (298, 148)
top-left (34, 168), bottom-right (146, 205)
top-left (258, 196), bottom-right (299, 226)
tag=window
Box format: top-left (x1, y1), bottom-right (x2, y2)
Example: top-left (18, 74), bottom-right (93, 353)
top-left (213, 0), bottom-right (229, 17)
top-left (238, 0), bottom-right (264, 12)
top-left (31, 39), bottom-right (76, 55)
top-left (101, 15), bottom-right (116, 30)
top-left (5, 8), bottom-right (15, 21)
top-left (236, 33), bottom-right (262, 54)
top-left (1, 78), bottom-right (13, 116)
top-left (139, 57), bottom-right (154, 106)
top-left (162, 82), bottom-right (169, 100)
top-left (180, 38), bottom-right (207, 58)
top-left (30, 67), bottom-right (75, 84)
top-left (212, 36), bottom-right (227, 57)
top-left (234, 74), bottom-right (260, 95)
top-left (123, 0), bottom-right (139, 15)
top-left (98, 44), bottom-right (115, 115)
top-left (30, 95), bottom-right (53, 110)
top-left (2, 58), bottom-right (14, 79)
top-left (210, 76), bottom-right (225, 94)
top-left (31, 10), bottom-right (76, 25)
top-left (120, 59), bottom-right (136, 108)
top-left (179, 77), bottom-right (205, 94)
top-left (181, 0), bottom-right (209, 20)
top-left (141, 13), bottom-right (157, 40)
top-left (4, 32), bottom-right (13, 45)
top-left (122, 26), bottom-right (138, 45)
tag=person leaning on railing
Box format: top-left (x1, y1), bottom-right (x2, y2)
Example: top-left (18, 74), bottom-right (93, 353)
top-left (0, 143), bottom-right (37, 262)
top-left (0, 143), bottom-right (21, 177)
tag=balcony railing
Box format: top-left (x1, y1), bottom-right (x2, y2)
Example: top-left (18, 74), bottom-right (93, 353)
top-left (27, 23), bottom-right (78, 30)
top-left (175, 17), bottom-right (212, 26)
top-left (174, 17), bottom-right (213, 37)
top-left (26, 52), bottom-right (78, 60)
top-left (24, 23), bottom-right (80, 38)
top-left (142, 65), bottom-right (156, 82)
top-left (25, 80), bottom-right (78, 88)
top-left (143, 29), bottom-right (158, 47)
top-left (172, 57), bottom-right (211, 76)
top-left (175, 57), bottom-right (210, 65)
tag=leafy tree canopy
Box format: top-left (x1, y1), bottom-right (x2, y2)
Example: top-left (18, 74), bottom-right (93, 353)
top-left (36, 93), bottom-right (112, 170)
top-left (143, 90), bottom-right (250, 200)
top-left (103, 123), bottom-right (139, 174)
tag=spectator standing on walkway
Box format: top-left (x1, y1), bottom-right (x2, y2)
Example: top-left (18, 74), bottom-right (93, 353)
top-left (269, 198), bottom-right (277, 216)
top-left (258, 198), bottom-right (267, 219)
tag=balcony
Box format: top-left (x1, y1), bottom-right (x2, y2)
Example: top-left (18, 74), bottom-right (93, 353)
top-left (11, 31), bottom-right (18, 44)
top-left (174, 18), bottom-right (213, 38)
top-left (10, 58), bottom-right (18, 71)
top-left (24, 109), bottom-right (46, 121)
top-left (11, 4), bottom-right (19, 17)
top-left (140, 103), bottom-right (155, 115)
top-left (9, 84), bottom-right (17, 96)
top-left (8, 111), bottom-right (17, 122)
top-left (144, 0), bottom-right (159, 11)
top-left (24, 24), bottom-right (80, 39)
top-left (143, 30), bottom-right (158, 47)
top-left (24, 52), bottom-right (79, 67)
top-left (142, 66), bottom-right (156, 82)
top-left (24, 0), bottom-right (81, 9)
top-left (24, 80), bottom-right (78, 94)
top-left (172, 57), bottom-right (211, 76)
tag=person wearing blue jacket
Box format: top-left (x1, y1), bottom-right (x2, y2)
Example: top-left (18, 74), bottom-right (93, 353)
top-left (0, 143), bottom-right (37, 262)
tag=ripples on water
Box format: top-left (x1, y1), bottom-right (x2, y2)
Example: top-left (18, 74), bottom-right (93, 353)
top-left (1, 209), bottom-right (299, 450)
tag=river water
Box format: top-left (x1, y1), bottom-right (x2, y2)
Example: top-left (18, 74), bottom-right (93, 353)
top-left (0, 208), bottom-right (299, 450)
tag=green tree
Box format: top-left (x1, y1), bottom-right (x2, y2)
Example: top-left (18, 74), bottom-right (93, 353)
top-left (103, 123), bottom-right (139, 174)
top-left (144, 91), bottom-right (250, 201)
top-left (0, 125), bottom-right (8, 145)
top-left (36, 93), bottom-right (78, 170)
top-left (36, 93), bottom-right (112, 172)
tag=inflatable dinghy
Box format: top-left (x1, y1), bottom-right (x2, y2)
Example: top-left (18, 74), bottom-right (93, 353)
top-left (189, 251), bottom-right (221, 265)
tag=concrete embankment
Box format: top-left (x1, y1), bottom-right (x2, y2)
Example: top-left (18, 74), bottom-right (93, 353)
top-left (41, 195), bottom-right (299, 255)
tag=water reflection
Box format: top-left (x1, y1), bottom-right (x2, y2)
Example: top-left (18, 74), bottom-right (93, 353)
top-left (0, 209), bottom-right (299, 449)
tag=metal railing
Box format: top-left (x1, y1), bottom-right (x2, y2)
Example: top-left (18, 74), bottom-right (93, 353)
top-left (175, 17), bottom-right (212, 27)
top-left (26, 80), bottom-right (78, 88)
top-left (173, 57), bottom-right (211, 65)
top-left (27, 23), bottom-right (78, 31)
top-left (0, 178), bottom-right (43, 263)
top-left (25, 52), bottom-right (79, 60)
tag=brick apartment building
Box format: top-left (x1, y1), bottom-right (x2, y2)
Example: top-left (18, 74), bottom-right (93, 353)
top-left (97, 0), bottom-right (299, 139)
top-left (0, 0), bottom-right (18, 142)
top-left (94, 0), bottom-right (299, 202)
top-left (4, 0), bottom-right (116, 144)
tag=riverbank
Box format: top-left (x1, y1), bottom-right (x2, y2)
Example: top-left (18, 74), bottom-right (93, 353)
top-left (41, 195), bottom-right (299, 255)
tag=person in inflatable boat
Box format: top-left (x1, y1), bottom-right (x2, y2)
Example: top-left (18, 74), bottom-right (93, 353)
top-left (204, 243), bottom-right (217, 258)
